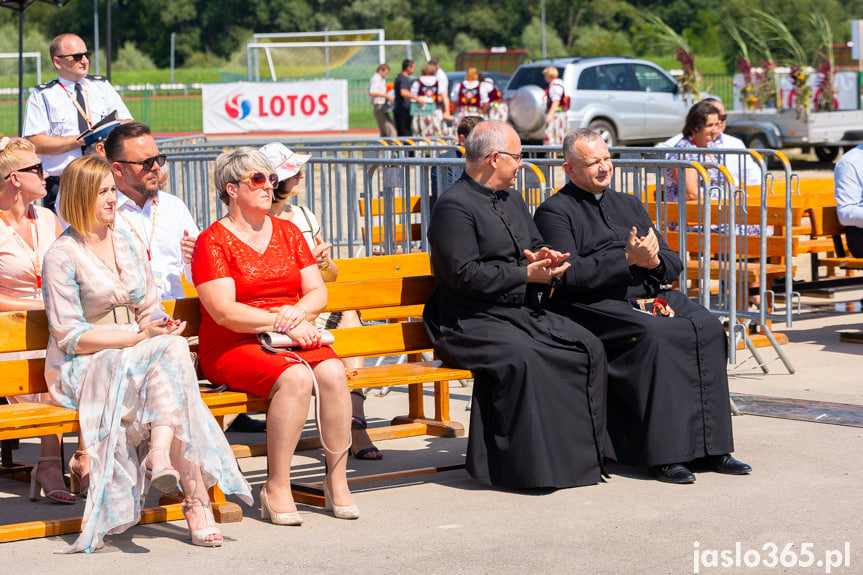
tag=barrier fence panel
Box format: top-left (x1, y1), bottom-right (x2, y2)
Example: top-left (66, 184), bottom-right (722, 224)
top-left (161, 138), bottom-right (798, 370)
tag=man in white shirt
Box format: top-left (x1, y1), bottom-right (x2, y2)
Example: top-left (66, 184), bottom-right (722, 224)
top-left (658, 98), bottom-right (762, 188)
top-left (23, 33), bottom-right (132, 213)
top-left (833, 143), bottom-right (863, 257)
top-left (368, 64), bottom-right (396, 137)
top-left (104, 121), bottom-right (197, 300)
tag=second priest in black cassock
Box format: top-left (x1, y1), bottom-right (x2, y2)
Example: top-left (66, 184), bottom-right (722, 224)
top-left (533, 128), bottom-right (751, 484)
top-left (423, 121), bottom-right (610, 489)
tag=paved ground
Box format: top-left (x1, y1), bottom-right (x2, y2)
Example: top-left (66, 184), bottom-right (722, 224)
top-left (2, 286), bottom-right (862, 573)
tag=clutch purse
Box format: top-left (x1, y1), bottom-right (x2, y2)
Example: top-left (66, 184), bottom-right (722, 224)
top-left (258, 329), bottom-right (335, 350)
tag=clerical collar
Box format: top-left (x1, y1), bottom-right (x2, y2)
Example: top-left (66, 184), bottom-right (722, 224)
top-left (462, 172), bottom-right (510, 199)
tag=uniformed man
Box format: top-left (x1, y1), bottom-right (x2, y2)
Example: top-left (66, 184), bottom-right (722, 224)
top-left (23, 33), bottom-right (132, 213)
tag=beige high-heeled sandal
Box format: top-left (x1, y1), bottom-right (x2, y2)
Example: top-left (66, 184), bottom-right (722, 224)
top-left (182, 499), bottom-right (223, 547)
top-left (260, 485), bottom-right (302, 525)
top-left (68, 450), bottom-right (89, 498)
top-left (322, 475), bottom-right (359, 520)
top-left (145, 447), bottom-right (180, 493)
top-left (29, 456), bottom-right (76, 504)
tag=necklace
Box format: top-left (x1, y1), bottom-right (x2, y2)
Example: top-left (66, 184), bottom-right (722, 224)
top-left (224, 213), bottom-right (271, 253)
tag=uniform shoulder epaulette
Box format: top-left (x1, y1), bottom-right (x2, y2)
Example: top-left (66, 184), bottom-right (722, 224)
top-left (33, 78), bottom-right (59, 91)
top-left (86, 75), bottom-right (108, 82)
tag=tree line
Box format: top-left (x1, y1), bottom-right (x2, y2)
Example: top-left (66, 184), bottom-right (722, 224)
top-left (0, 0), bottom-right (859, 71)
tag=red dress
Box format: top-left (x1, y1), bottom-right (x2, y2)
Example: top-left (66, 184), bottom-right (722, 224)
top-left (192, 215), bottom-right (339, 398)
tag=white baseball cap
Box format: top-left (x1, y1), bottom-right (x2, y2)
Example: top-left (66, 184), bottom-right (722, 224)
top-left (259, 142), bottom-right (311, 182)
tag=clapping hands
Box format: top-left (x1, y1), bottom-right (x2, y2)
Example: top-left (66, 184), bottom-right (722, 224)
top-left (624, 227), bottom-right (661, 269)
top-left (524, 247), bottom-right (571, 284)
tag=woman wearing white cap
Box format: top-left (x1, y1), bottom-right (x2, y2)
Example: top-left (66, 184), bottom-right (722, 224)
top-left (260, 142), bottom-right (383, 461)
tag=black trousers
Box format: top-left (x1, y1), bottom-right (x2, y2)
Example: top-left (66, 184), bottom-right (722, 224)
top-left (394, 112), bottom-right (412, 137)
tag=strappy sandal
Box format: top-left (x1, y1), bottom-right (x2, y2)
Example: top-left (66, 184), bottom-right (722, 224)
top-left (145, 447), bottom-right (180, 493)
top-left (182, 499), bottom-right (223, 547)
top-left (350, 390), bottom-right (368, 430)
top-left (29, 456), bottom-right (76, 504)
top-left (351, 446), bottom-right (383, 461)
top-left (69, 449), bottom-right (89, 498)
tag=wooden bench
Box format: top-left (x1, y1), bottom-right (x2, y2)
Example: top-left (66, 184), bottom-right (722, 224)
top-left (0, 256), bottom-right (470, 543)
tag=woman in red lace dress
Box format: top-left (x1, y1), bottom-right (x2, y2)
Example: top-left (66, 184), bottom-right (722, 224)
top-left (192, 147), bottom-right (357, 524)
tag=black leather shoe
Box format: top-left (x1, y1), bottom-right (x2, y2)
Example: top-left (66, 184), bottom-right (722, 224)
top-left (707, 454), bottom-right (751, 475)
top-left (652, 463), bottom-right (696, 484)
top-left (226, 413), bottom-right (266, 433)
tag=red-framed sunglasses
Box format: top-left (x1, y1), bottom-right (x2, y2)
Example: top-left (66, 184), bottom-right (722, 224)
top-left (239, 172), bottom-right (278, 189)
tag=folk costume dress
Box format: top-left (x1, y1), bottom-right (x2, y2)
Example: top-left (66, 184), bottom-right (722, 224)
top-left (42, 227), bottom-right (252, 554)
top-left (410, 75), bottom-right (445, 137)
top-left (452, 80), bottom-right (482, 126)
top-left (663, 138), bottom-right (762, 235)
top-left (480, 78), bottom-right (508, 122)
top-left (192, 215), bottom-right (338, 398)
top-left (423, 173), bottom-right (609, 489)
top-left (543, 78), bottom-right (568, 146)
top-left (533, 182), bottom-right (735, 467)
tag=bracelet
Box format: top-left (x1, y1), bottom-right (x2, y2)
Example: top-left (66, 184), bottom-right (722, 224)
top-left (294, 303), bottom-right (308, 317)
top-left (318, 259), bottom-right (331, 271)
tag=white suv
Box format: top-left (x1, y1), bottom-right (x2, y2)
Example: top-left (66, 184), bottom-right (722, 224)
top-left (504, 56), bottom-right (696, 145)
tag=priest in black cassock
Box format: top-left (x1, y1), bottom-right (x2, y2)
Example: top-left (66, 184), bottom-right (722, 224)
top-left (533, 128), bottom-right (751, 484)
top-left (423, 120), bottom-right (610, 490)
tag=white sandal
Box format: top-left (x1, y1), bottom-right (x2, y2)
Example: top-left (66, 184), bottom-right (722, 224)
top-left (182, 499), bottom-right (223, 547)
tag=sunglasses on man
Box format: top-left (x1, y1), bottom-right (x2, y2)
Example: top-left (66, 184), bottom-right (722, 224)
top-left (3, 162), bottom-right (44, 180)
top-left (239, 172), bottom-right (279, 189)
top-left (57, 51), bottom-right (91, 62)
top-left (115, 154), bottom-right (168, 171)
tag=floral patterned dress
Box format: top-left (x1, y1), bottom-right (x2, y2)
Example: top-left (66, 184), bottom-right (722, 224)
top-left (663, 138), bottom-right (762, 235)
top-left (42, 226), bottom-right (252, 553)
top-left (543, 78), bottom-right (568, 146)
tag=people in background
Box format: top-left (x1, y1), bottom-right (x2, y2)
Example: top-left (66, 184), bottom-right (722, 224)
top-left (43, 155), bottom-right (251, 552)
top-left (411, 63), bottom-right (446, 137)
top-left (451, 68), bottom-right (483, 127)
top-left (369, 63), bottom-right (396, 138)
top-left (542, 67), bottom-right (568, 146)
top-left (393, 59), bottom-right (420, 138)
top-left (480, 76), bottom-right (508, 122)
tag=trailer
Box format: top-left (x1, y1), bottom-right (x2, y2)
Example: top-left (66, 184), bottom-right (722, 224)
top-left (725, 108), bottom-right (863, 162)
top-left (725, 69), bottom-right (863, 162)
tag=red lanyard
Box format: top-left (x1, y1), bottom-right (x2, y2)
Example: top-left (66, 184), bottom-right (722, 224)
top-left (0, 205), bottom-right (42, 290)
top-left (118, 198), bottom-right (157, 260)
top-left (59, 81), bottom-right (92, 128)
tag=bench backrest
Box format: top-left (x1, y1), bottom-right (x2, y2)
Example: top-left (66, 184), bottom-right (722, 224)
top-left (0, 258), bottom-right (437, 398)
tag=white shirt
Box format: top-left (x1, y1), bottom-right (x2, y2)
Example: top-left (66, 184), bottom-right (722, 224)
top-left (369, 72), bottom-right (388, 105)
top-left (114, 190), bottom-right (199, 300)
top-left (22, 75), bottom-right (132, 177)
top-left (834, 144), bottom-right (863, 228)
top-left (435, 68), bottom-right (449, 98)
top-left (657, 132), bottom-right (762, 188)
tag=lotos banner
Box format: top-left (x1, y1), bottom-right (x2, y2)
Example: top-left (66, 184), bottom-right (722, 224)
top-left (202, 80), bottom-right (348, 134)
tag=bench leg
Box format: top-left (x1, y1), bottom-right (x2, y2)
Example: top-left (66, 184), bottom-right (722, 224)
top-left (391, 380), bottom-right (465, 438)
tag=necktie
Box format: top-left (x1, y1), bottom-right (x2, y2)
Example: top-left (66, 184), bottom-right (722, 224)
top-left (74, 83), bottom-right (89, 133)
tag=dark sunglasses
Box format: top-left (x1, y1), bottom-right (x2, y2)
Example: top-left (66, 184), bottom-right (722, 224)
top-left (718, 114), bottom-right (727, 122)
top-left (4, 162), bottom-right (43, 180)
top-left (58, 51), bottom-right (91, 62)
top-left (239, 172), bottom-right (279, 189)
top-left (116, 154), bottom-right (168, 171)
